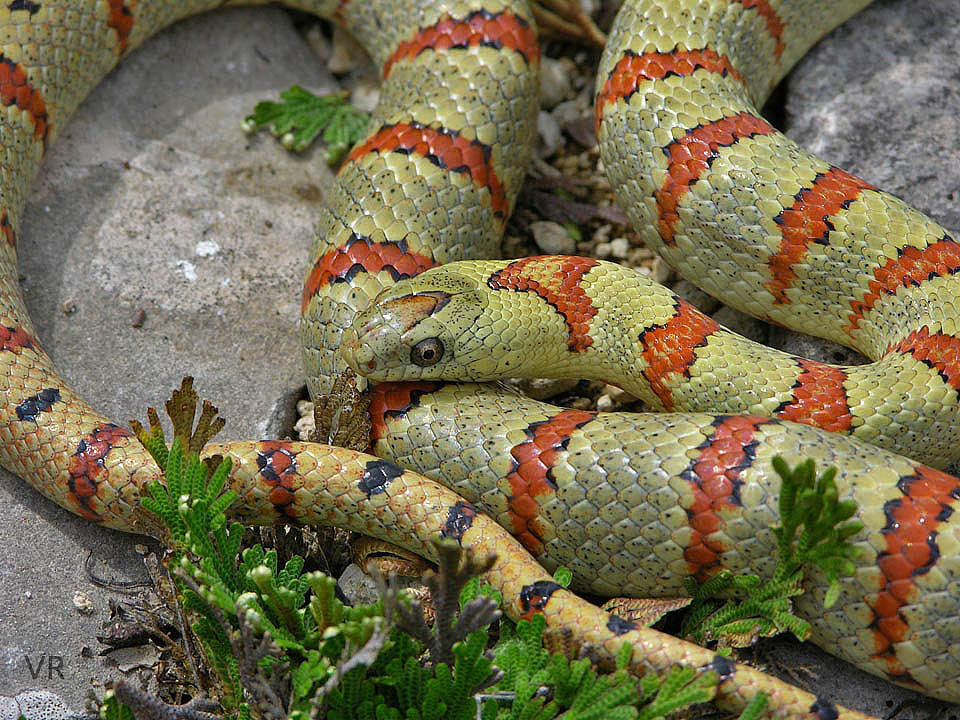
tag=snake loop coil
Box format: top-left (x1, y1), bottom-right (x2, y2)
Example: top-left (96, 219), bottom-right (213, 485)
top-left (0, 1), bottom-right (956, 717)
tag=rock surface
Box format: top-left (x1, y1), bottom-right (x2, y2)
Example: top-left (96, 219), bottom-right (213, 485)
top-left (0, 7), bottom-right (336, 710)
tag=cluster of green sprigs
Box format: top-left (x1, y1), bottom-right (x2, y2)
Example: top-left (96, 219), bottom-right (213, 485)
top-left (682, 457), bottom-right (863, 646)
top-left (109, 380), bottom-right (862, 720)
top-left (242, 86), bottom-right (369, 163)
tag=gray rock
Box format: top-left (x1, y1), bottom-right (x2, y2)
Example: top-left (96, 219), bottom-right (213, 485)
top-left (769, 327), bottom-right (867, 366)
top-left (0, 7), bottom-right (336, 709)
top-left (336, 563), bottom-right (381, 607)
top-left (539, 57), bottom-right (576, 109)
top-left (786, 0), bottom-right (960, 234)
top-left (536, 110), bottom-right (563, 157)
top-left (0, 690), bottom-right (81, 720)
top-left (712, 306), bottom-right (770, 345)
top-left (530, 220), bottom-right (576, 255)
top-left (671, 279), bottom-right (721, 315)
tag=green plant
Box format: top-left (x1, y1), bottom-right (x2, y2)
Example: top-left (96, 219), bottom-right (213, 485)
top-left (105, 380), bottom-right (790, 720)
top-left (242, 86), bottom-right (369, 162)
top-left (682, 457), bottom-right (863, 646)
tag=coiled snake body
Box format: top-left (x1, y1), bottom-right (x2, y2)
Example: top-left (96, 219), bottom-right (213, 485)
top-left (0, 1), bottom-right (957, 718)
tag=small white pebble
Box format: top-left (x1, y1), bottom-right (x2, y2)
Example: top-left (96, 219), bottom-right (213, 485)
top-left (195, 240), bottom-right (220, 257)
top-left (531, 220), bottom-right (576, 254)
top-left (594, 242), bottom-right (612, 259)
top-left (328, 25), bottom-right (365, 74)
top-left (72, 591), bottom-right (95, 615)
top-left (537, 110), bottom-right (562, 157)
top-left (540, 57), bottom-right (575, 108)
top-left (351, 82), bottom-right (381, 114)
top-left (591, 224), bottom-right (612, 244)
top-left (294, 414), bottom-right (316, 441)
top-left (609, 237), bottom-right (630, 259)
top-left (176, 260), bottom-right (197, 282)
top-left (297, 400), bottom-right (315, 416)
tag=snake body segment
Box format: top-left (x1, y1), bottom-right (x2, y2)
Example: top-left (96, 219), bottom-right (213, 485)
top-left (338, 0), bottom-right (960, 704)
top-left (0, 0), bottom-right (955, 717)
top-left (347, 256), bottom-right (960, 469)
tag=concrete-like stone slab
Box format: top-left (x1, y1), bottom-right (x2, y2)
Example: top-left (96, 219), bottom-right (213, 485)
top-left (0, 7), bottom-right (336, 710)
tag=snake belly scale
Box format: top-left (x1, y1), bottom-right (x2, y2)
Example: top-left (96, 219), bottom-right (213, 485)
top-left (0, 1), bottom-right (955, 719)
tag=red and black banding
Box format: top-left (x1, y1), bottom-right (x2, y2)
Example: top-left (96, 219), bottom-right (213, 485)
top-left (606, 614), bottom-right (638, 636)
top-left (518, 580), bottom-right (562, 620)
top-left (346, 122), bottom-right (508, 219)
top-left (847, 234), bottom-right (960, 333)
top-left (488, 256), bottom-right (600, 352)
top-left (301, 233), bottom-right (436, 313)
top-left (766, 167), bottom-right (876, 304)
top-left (358, 458), bottom-right (405, 498)
top-left (15, 387), bottom-right (61, 423)
top-left (1, 211), bottom-right (14, 248)
top-left (657, 112), bottom-right (775, 245)
top-left (0, 325), bottom-right (36, 353)
top-left (637, 299), bottom-right (720, 409)
top-left (810, 699), bottom-right (839, 720)
top-left (8, 1), bottom-right (40, 15)
top-left (869, 465), bottom-right (960, 679)
top-left (505, 409), bottom-right (596, 555)
top-left (774, 359), bottom-right (852, 433)
top-left (889, 327), bottom-right (960, 392)
top-left (681, 415), bottom-right (772, 580)
top-left (595, 48), bottom-right (743, 133)
top-left (255, 441), bottom-right (299, 518)
top-left (441, 500), bottom-right (477, 543)
top-left (732, 0), bottom-right (785, 57)
top-left (0, 54), bottom-right (49, 144)
top-left (107, 1), bottom-right (134, 53)
top-left (382, 10), bottom-right (538, 78)
top-left (367, 380), bottom-right (443, 443)
top-left (67, 423), bottom-right (133, 522)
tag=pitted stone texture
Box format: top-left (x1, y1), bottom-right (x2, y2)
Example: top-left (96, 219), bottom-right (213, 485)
top-left (0, 7), bottom-right (335, 708)
top-left (786, 0), bottom-right (960, 235)
top-left (0, 690), bottom-right (82, 720)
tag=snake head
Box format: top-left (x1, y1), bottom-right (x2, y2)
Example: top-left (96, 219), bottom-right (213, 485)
top-left (343, 265), bottom-right (503, 382)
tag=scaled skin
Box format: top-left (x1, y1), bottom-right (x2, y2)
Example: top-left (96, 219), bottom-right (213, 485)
top-left (344, 256), bottom-right (960, 469)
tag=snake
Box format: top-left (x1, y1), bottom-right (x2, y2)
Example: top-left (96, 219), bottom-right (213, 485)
top-left (0, 0), bottom-right (954, 717)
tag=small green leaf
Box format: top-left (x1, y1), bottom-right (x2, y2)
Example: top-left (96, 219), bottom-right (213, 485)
top-left (243, 85), bottom-right (370, 162)
top-left (552, 566), bottom-right (573, 588)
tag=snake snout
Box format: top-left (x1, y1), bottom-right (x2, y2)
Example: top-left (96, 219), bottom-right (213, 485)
top-left (342, 312), bottom-right (398, 376)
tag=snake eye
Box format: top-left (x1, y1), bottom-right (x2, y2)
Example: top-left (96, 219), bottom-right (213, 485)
top-left (411, 338), bottom-right (444, 367)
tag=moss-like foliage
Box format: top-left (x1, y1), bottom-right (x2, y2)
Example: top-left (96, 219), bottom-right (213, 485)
top-left (682, 457), bottom-right (863, 646)
top-left (107, 380), bottom-right (821, 720)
